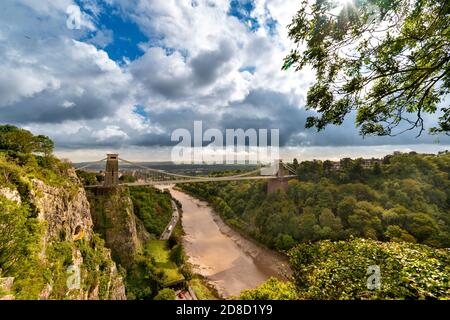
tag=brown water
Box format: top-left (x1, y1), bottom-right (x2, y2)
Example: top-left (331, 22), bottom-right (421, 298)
top-left (164, 186), bottom-right (290, 298)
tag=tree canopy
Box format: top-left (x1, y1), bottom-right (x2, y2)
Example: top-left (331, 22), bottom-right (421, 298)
top-left (242, 238), bottom-right (450, 299)
top-left (284, 0), bottom-right (450, 136)
top-left (0, 125), bottom-right (54, 155)
top-left (179, 152), bottom-right (450, 249)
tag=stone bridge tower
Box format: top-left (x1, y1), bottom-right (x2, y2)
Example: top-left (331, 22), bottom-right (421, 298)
top-left (267, 159), bottom-right (289, 194)
top-left (104, 154), bottom-right (119, 187)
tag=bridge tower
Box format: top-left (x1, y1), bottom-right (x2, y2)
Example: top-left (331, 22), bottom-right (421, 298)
top-left (267, 159), bottom-right (289, 194)
top-left (104, 154), bottom-right (119, 187)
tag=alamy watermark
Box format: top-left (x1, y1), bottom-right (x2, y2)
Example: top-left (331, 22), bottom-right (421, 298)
top-left (171, 121), bottom-right (280, 165)
top-left (66, 264), bottom-right (81, 290)
top-left (367, 265), bottom-right (381, 290)
top-left (66, 5), bottom-right (81, 30)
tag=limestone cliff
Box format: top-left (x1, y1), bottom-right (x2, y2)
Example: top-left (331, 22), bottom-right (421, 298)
top-left (86, 186), bottom-right (149, 268)
top-left (0, 167), bottom-right (126, 300)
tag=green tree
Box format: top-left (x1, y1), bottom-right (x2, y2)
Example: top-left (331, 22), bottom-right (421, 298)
top-left (336, 196), bottom-right (357, 224)
top-left (35, 135), bottom-right (54, 156)
top-left (0, 197), bottom-right (42, 274)
top-left (275, 234), bottom-right (296, 251)
top-left (284, 0), bottom-right (450, 136)
top-left (154, 288), bottom-right (176, 300)
top-left (169, 244), bottom-right (184, 267)
top-left (292, 158), bottom-right (299, 170)
top-left (384, 225), bottom-right (416, 243)
top-left (318, 208), bottom-right (343, 239)
top-left (0, 125), bottom-right (53, 156)
top-left (373, 162), bottom-right (382, 176)
top-left (240, 278), bottom-right (298, 300)
top-left (288, 238), bottom-right (450, 299)
top-left (298, 209), bottom-right (319, 241)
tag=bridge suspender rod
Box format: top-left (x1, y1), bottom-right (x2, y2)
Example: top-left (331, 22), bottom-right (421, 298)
top-left (282, 163), bottom-right (297, 175)
top-left (118, 157), bottom-right (263, 181)
top-left (75, 158), bottom-right (108, 171)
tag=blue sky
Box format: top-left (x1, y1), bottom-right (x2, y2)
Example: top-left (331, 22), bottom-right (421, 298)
top-left (0, 0), bottom-right (448, 161)
top-left (78, 0), bottom-right (148, 63)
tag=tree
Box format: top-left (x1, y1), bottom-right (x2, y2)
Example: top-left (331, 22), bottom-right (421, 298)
top-left (240, 277), bottom-right (298, 300)
top-left (292, 158), bottom-right (299, 170)
top-left (35, 135), bottom-right (54, 156)
top-left (288, 238), bottom-right (450, 299)
top-left (275, 234), bottom-right (296, 251)
top-left (298, 210), bottom-right (318, 241)
top-left (336, 196), bottom-right (357, 224)
top-left (0, 125), bottom-right (36, 154)
top-left (284, 0), bottom-right (450, 136)
top-left (384, 225), bottom-right (416, 243)
top-left (318, 208), bottom-right (343, 236)
top-left (372, 162), bottom-right (382, 176)
top-left (169, 244), bottom-right (184, 266)
top-left (154, 288), bottom-right (176, 300)
top-left (0, 125), bottom-right (53, 156)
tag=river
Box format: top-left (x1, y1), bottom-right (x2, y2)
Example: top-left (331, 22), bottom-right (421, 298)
top-left (163, 186), bottom-right (290, 298)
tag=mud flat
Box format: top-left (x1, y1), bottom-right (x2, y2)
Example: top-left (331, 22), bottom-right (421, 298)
top-left (166, 186), bottom-right (291, 298)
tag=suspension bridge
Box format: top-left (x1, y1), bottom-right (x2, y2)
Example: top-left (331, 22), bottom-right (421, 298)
top-left (77, 154), bottom-right (297, 194)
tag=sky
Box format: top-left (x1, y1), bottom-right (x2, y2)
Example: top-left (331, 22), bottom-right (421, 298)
top-left (0, 0), bottom-right (448, 162)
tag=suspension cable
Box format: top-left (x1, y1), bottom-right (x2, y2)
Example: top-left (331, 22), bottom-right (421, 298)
top-left (75, 158), bottom-right (107, 171)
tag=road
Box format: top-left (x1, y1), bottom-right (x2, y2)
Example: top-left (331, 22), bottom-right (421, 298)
top-left (160, 200), bottom-right (179, 240)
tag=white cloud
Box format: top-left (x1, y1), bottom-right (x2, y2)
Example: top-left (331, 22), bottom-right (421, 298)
top-left (93, 125), bottom-right (130, 141)
top-left (0, 0), bottom-right (447, 161)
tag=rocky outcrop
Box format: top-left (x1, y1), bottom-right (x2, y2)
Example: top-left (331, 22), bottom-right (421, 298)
top-left (87, 186), bottom-right (143, 268)
top-left (0, 187), bottom-right (21, 203)
top-left (0, 168), bottom-right (127, 300)
top-left (0, 277), bottom-right (15, 300)
top-left (31, 176), bottom-right (93, 243)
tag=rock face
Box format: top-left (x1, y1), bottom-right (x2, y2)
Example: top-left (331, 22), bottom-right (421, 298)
top-left (87, 186), bottom-right (145, 268)
top-left (0, 168), bottom-right (127, 300)
top-left (0, 277), bottom-right (15, 300)
top-left (31, 174), bottom-right (94, 243)
top-left (0, 187), bottom-right (21, 203)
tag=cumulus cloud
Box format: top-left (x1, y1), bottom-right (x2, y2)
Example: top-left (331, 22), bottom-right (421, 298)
top-left (0, 0), bottom-right (448, 159)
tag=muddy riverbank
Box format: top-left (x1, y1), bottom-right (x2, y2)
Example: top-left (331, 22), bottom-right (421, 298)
top-left (166, 186), bottom-right (291, 298)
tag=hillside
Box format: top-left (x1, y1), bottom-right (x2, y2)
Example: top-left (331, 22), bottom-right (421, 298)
top-left (0, 126), bottom-right (125, 299)
top-left (179, 152), bottom-right (450, 250)
top-left (179, 152), bottom-right (450, 299)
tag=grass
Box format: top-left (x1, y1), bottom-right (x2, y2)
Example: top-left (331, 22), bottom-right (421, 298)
top-left (145, 240), bottom-right (184, 286)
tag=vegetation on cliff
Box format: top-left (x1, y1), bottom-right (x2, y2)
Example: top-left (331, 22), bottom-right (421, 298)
top-left (129, 187), bottom-right (173, 237)
top-left (86, 183), bottom-right (188, 300)
top-left (0, 125), bottom-right (125, 299)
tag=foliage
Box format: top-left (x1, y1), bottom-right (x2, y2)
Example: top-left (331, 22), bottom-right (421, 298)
top-left (284, 0), bottom-right (450, 136)
top-left (179, 152), bottom-right (450, 248)
top-left (0, 127), bottom-right (122, 299)
top-left (0, 125), bottom-right (54, 155)
top-left (189, 278), bottom-right (218, 300)
top-left (154, 288), bottom-right (176, 300)
top-left (124, 252), bottom-right (164, 300)
top-left (169, 244), bottom-right (185, 267)
top-left (240, 278), bottom-right (298, 300)
top-left (119, 174), bottom-right (137, 183)
top-left (288, 238), bottom-right (450, 299)
top-left (76, 171), bottom-right (100, 186)
top-left (125, 240), bottom-right (186, 299)
top-left (0, 196), bottom-right (46, 299)
top-left (129, 186), bottom-right (173, 236)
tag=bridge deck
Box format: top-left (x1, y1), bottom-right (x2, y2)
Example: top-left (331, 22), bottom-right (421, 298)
top-left (84, 174), bottom-right (297, 187)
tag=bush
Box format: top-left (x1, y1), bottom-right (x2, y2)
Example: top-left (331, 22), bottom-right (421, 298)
top-left (154, 288), bottom-right (176, 300)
